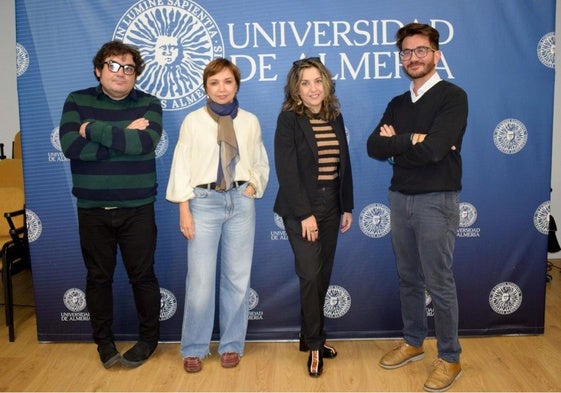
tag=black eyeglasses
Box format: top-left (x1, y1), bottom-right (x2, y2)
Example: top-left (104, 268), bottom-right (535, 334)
top-left (104, 60), bottom-right (136, 75)
top-left (292, 57), bottom-right (322, 67)
top-left (398, 46), bottom-right (436, 61)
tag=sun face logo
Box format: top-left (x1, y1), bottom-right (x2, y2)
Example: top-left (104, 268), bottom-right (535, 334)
top-left (323, 285), bottom-right (351, 319)
top-left (16, 43), bottom-right (30, 77)
top-left (489, 282), bottom-right (523, 315)
top-left (459, 202), bottom-right (477, 228)
top-left (493, 118), bottom-right (527, 155)
top-left (63, 288), bottom-right (87, 312)
top-left (537, 32), bottom-right (555, 69)
top-left (359, 203), bottom-right (391, 238)
top-left (114, 0), bottom-right (225, 111)
top-left (534, 201), bottom-right (551, 235)
top-left (154, 129), bottom-right (169, 159)
top-left (159, 288), bottom-right (177, 321)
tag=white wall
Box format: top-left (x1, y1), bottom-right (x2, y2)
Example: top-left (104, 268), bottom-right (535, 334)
top-left (0, 0), bottom-right (19, 158)
top-left (1, 1), bottom-right (560, 254)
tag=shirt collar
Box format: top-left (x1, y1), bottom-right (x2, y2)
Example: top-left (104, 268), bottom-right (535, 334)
top-left (410, 72), bottom-right (442, 103)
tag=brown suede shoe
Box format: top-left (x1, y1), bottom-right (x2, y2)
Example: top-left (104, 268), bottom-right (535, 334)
top-left (379, 342), bottom-right (424, 369)
top-left (220, 352), bottom-right (240, 368)
top-left (423, 358), bottom-right (462, 392)
top-left (183, 357), bottom-right (202, 373)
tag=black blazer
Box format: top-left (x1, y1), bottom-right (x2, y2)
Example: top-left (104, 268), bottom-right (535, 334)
top-left (274, 110), bottom-right (354, 220)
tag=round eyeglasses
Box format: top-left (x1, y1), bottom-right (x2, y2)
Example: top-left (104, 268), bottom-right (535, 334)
top-left (104, 60), bottom-right (136, 75)
top-left (399, 46), bottom-right (436, 61)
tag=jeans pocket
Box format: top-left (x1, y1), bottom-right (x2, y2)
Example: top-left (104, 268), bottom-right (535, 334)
top-left (238, 183), bottom-right (254, 200)
top-left (194, 187), bottom-right (209, 198)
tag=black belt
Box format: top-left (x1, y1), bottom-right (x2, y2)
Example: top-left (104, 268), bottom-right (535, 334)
top-left (196, 181), bottom-right (247, 190)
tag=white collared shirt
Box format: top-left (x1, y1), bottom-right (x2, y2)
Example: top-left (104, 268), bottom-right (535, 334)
top-left (410, 72), bottom-right (442, 103)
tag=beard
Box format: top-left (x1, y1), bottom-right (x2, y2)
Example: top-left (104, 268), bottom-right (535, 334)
top-left (404, 60), bottom-right (436, 80)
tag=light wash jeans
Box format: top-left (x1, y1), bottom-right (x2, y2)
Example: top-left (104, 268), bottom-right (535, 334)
top-left (389, 190), bottom-right (462, 363)
top-left (180, 184), bottom-right (255, 359)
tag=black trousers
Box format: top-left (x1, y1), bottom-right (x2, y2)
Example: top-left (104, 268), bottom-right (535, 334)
top-left (78, 203), bottom-right (160, 345)
top-left (284, 186), bottom-right (341, 350)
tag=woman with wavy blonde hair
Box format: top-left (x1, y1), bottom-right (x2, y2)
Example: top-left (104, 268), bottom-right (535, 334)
top-left (274, 57), bottom-right (354, 378)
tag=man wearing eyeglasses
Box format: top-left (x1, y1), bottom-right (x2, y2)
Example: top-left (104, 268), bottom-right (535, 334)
top-left (59, 40), bottom-right (162, 370)
top-left (367, 23), bottom-right (468, 392)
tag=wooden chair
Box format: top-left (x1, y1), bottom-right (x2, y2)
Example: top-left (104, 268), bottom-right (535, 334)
top-left (1, 186), bottom-right (29, 341)
top-left (0, 158), bottom-right (24, 189)
top-left (12, 131), bottom-right (22, 159)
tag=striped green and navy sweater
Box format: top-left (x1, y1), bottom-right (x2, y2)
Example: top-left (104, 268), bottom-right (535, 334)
top-left (59, 85), bottom-right (162, 208)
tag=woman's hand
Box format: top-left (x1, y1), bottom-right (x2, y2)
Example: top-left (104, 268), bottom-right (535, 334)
top-left (340, 212), bottom-right (353, 233)
top-left (244, 183), bottom-right (257, 198)
top-left (179, 201), bottom-right (195, 240)
top-left (301, 215), bottom-right (319, 242)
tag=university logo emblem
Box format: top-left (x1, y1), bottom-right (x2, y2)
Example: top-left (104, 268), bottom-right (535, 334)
top-left (248, 288), bottom-right (259, 311)
top-left (159, 288), bottom-right (177, 321)
top-left (493, 118), bottom-right (527, 154)
top-left (51, 127), bottom-right (62, 152)
top-left (114, 0), bottom-right (225, 111)
top-left (359, 203), bottom-right (391, 238)
top-left (459, 202), bottom-right (477, 228)
top-left (63, 288), bottom-right (87, 312)
top-left (16, 43), bottom-right (30, 77)
top-left (534, 201), bottom-right (551, 235)
top-left (273, 213), bottom-right (285, 230)
top-left (537, 32), bottom-right (555, 69)
top-left (324, 285), bottom-right (351, 319)
top-left (489, 282), bottom-right (523, 315)
top-left (26, 209), bottom-right (42, 243)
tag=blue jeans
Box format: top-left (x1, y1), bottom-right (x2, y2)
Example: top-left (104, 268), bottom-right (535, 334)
top-left (389, 191), bottom-right (461, 363)
top-left (180, 184), bottom-right (255, 358)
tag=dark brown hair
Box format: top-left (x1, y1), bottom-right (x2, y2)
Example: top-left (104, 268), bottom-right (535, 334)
top-left (92, 40), bottom-right (145, 80)
top-left (396, 23), bottom-right (440, 51)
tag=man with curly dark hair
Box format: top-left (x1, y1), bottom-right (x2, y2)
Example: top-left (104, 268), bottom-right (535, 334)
top-left (60, 40), bottom-right (162, 369)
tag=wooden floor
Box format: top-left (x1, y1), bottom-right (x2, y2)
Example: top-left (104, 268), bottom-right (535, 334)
top-left (1, 265), bottom-right (561, 392)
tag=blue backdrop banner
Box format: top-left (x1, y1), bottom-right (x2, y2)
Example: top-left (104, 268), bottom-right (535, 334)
top-left (15, 0), bottom-right (554, 341)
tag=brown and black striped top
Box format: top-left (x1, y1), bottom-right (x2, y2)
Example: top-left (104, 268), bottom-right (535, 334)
top-left (310, 117), bottom-right (340, 184)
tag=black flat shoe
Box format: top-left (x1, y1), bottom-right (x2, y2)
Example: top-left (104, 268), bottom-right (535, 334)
top-left (321, 343), bottom-right (337, 358)
top-left (299, 335), bottom-right (337, 358)
top-left (307, 350), bottom-right (323, 377)
top-left (120, 341), bottom-right (157, 368)
top-left (97, 342), bottom-right (121, 369)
